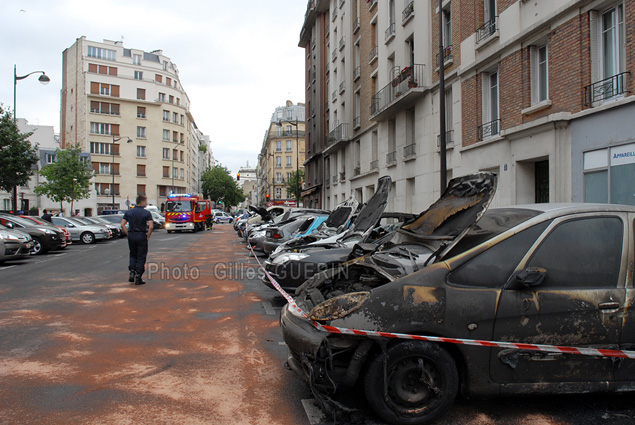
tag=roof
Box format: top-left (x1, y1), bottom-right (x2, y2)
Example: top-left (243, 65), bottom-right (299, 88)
top-left (500, 203), bottom-right (635, 214)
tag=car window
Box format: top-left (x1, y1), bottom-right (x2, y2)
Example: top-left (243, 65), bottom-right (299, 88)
top-left (449, 221), bottom-right (550, 288)
top-left (526, 217), bottom-right (623, 289)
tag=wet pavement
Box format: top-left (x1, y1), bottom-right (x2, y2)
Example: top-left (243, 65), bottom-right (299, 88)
top-left (1, 226), bottom-right (635, 425)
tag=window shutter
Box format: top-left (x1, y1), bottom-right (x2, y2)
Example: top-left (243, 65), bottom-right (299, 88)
top-left (155, 74), bottom-right (162, 83)
top-left (589, 10), bottom-right (600, 84)
top-left (98, 65), bottom-right (107, 75)
top-left (90, 101), bottom-right (99, 111)
top-left (111, 104), bottom-right (120, 115)
top-left (109, 67), bottom-right (118, 76)
top-left (92, 162), bottom-right (99, 172)
top-left (111, 124), bottom-right (120, 136)
top-left (111, 85), bottom-right (120, 97)
top-left (137, 88), bottom-right (146, 100)
top-left (90, 82), bottom-right (99, 94)
top-left (112, 144), bottom-right (120, 156)
top-left (113, 163), bottom-right (120, 174)
top-left (88, 63), bottom-right (98, 73)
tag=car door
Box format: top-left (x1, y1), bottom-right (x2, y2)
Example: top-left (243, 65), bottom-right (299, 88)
top-left (491, 214), bottom-right (628, 385)
top-left (615, 213), bottom-right (635, 381)
top-left (52, 218), bottom-right (80, 240)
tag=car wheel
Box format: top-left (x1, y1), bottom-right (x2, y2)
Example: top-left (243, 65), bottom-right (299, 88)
top-left (31, 238), bottom-right (45, 255)
top-left (80, 232), bottom-right (96, 245)
top-left (167, 230), bottom-right (173, 234)
top-left (364, 341), bottom-right (459, 425)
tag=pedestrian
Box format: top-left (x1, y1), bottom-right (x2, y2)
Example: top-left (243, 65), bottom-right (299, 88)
top-left (121, 195), bottom-right (154, 286)
top-left (41, 209), bottom-right (53, 223)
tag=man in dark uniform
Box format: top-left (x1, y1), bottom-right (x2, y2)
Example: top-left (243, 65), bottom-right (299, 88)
top-left (41, 209), bottom-right (53, 223)
top-left (121, 195), bottom-right (154, 285)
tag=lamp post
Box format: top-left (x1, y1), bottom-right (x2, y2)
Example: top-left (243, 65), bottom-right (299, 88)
top-left (438, 0), bottom-right (448, 193)
top-left (277, 118), bottom-right (302, 207)
top-left (111, 135), bottom-right (132, 211)
top-left (12, 65), bottom-right (50, 215)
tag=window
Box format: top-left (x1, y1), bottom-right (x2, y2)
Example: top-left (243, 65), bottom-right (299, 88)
top-left (449, 222), bottom-right (550, 288)
top-left (90, 101), bottom-right (119, 115)
top-left (90, 142), bottom-right (112, 155)
top-left (276, 172), bottom-right (282, 183)
top-left (137, 164), bottom-right (146, 177)
top-left (173, 131), bottom-right (178, 142)
top-left (3, 199), bottom-right (11, 210)
top-left (286, 140), bottom-right (293, 151)
top-left (88, 46), bottom-right (116, 61)
top-left (169, 95), bottom-right (174, 104)
top-left (166, 77), bottom-right (172, 86)
top-left (601, 4), bottom-right (625, 80)
top-left (137, 184), bottom-right (146, 196)
top-left (287, 172), bottom-right (292, 181)
top-left (99, 163), bottom-right (111, 175)
top-left (134, 71), bottom-right (143, 80)
top-left (137, 126), bottom-right (146, 138)
top-left (162, 129), bottom-right (170, 141)
top-left (180, 151), bottom-right (184, 162)
top-left (88, 64), bottom-right (117, 75)
top-left (180, 115), bottom-right (184, 125)
top-left (531, 45), bottom-right (549, 104)
top-left (527, 217), bottom-right (623, 288)
top-left (137, 106), bottom-right (146, 119)
top-left (155, 74), bottom-right (163, 83)
top-left (137, 88), bottom-right (146, 100)
top-left (173, 112), bottom-right (178, 123)
top-left (276, 188), bottom-right (282, 199)
top-left (163, 166), bottom-right (170, 177)
top-left (90, 82), bottom-right (119, 97)
top-left (276, 156), bottom-right (282, 167)
top-left (90, 122), bottom-right (112, 135)
top-left (163, 148), bottom-right (170, 159)
top-left (443, 8), bottom-right (452, 49)
top-left (163, 61), bottom-right (168, 71)
top-left (286, 190), bottom-right (292, 199)
top-left (173, 168), bottom-right (179, 178)
top-left (163, 110), bottom-right (170, 122)
top-left (286, 156), bottom-right (292, 167)
top-left (180, 169), bottom-right (184, 180)
top-left (480, 70), bottom-right (499, 138)
top-left (45, 153), bottom-right (56, 164)
top-left (158, 93), bottom-right (166, 102)
top-left (137, 145), bottom-right (146, 158)
top-left (276, 141), bottom-right (282, 152)
top-left (133, 54), bottom-right (142, 65)
top-left (484, 0), bottom-right (496, 23)
top-left (584, 143), bottom-right (635, 206)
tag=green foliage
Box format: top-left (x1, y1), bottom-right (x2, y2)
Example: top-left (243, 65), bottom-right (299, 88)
top-left (201, 165), bottom-right (245, 207)
top-left (0, 106), bottom-right (39, 194)
top-left (35, 146), bottom-right (94, 212)
top-left (285, 169), bottom-right (305, 202)
top-left (198, 144), bottom-right (208, 153)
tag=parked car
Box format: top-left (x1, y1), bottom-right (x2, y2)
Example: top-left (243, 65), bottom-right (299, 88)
top-left (20, 215), bottom-right (72, 247)
top-left (0, 214), bottom-right (65, 255)
top-left (72, 217), bottom-right (114, 239)
top-left (261, 213), bottom-right (330, 255)
top-left (282, 174), bottom-right (635, 424)
top-left (51, 217), bottom-right (110, 244)
top-left (149, 211), bottom-right (165, 228)
top-left (0, 224), bottom-right (34, 262)
top-left (248, 209), bottom-right (331, 251)
top-left (213, 212), bottom-right (234, 224)
top-left (80, 217), bottom-right (122, 238)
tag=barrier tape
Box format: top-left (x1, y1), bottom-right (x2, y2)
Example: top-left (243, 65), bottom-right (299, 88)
top-left (248, 244), bottom-right (635, 360)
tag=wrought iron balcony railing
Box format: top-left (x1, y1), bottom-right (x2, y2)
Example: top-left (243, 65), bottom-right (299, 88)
top-left (476, 17), bottom-right (498, 43)
top-left (353, 116), bottom-right (361, 129)
top-left (370, 160), bottom-right (379, 170)
top-left (369, 46), bottom-right (378, 62)
top-left (437, 130), bottom-right (455, 148)
top-left (353, 17), bottom-right (360, 34)
top-left (353, 66), bottom-right (361, 81)
top-left (402, 1), bottom-right (414, 23)
top-left (386, 150), bottom-right (397, 164)
top-left (403, 143), bottom-right (416, 157)
top-left (370, 64), bottom-right (424, 117)
top-left (327, 123), bottom-right (350, 146)
top-left (385, 23), bottom-right (396, 42)
top-left (478, 119), bottom-right (500, 141)
top-left (584, 72), bottom-right (630, 106)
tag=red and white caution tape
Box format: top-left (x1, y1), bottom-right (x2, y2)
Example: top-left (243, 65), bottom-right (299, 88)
top-left (248, 245), bottom-right (635, 360)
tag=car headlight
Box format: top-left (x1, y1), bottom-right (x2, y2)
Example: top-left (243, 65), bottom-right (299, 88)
top-left (273, 253), bottom-right (310, 264)
top-left (0, 232), bottom-right (19, 241)
top-left (38, 228), bottom-right (57, 235)
top-left (308, 291), bottom-right (370, 322)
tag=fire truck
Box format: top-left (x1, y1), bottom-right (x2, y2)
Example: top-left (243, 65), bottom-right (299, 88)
top-left (164, 194), bottom-right (213, 233)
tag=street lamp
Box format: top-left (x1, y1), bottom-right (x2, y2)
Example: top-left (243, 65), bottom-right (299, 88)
top-left (276, 117), bottom-right (302, 206)
top-left (12, 65), bottom-right (50, 215)
top-left (111, 135), bottom-right (132, 211)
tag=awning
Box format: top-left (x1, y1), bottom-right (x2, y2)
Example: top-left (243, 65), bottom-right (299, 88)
top-left (301, 186), bottom-right (320, 197)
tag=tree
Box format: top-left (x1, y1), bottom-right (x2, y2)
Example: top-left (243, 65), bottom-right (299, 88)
top-left (285, 169), bottom-right (305, 202)
top-left (201, 165), bottom-right (245, 208)
top-left (0, 106), bottom-right (39, 211)
top-left (35, 146), bottom-right (94, 214)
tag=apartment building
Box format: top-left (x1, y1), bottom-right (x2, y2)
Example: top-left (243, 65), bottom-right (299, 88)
top-left (300, 0), bottom-right (635, 212)
top-left (256, 102), bottom-right (306, 207)
top-left (61, 37), bottom-right (210, 214)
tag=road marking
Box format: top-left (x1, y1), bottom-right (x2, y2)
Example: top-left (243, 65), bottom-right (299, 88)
top-left (278, 341), bottom-right (287, 346)
top-left (301, 399), bottom-right (326, 425)
top-left (157, 237), bottom-right (181, 242)
top-left (262, 301), bottom-right (275, 315)
top-left (0, 265), bottom-right (16, 271)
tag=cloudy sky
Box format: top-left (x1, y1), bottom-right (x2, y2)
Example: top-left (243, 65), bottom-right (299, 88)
top-left (0, 0), bottom-right (306, 175)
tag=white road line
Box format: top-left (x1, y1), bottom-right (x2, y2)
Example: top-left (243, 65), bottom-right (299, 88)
top-left (157, 237), bottom-right (181, 242)
top-left (0, 265), bottom-right (16, 271)
top-left (262, 301), bottom-right (276, 315)
top-left (278, 341), bottom-right (287, 346)
top-left (301, 399), bottom-right (326, 425)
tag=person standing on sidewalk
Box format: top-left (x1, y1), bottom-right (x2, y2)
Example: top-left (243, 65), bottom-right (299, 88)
top-left (121, 195), bottom-right (154, 285)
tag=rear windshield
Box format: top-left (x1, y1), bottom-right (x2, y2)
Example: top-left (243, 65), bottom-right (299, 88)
top-left (167, 201), bottom-right (193, 212)
top-left (444, 208), bottom-right (542, 258)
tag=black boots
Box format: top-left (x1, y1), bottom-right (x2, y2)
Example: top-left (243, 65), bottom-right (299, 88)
top-left (135, 275), bottom-right (146, 286)
top-left (129, 271), bottom-right (136, 283)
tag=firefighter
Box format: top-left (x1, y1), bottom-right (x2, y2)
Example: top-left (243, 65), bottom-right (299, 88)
top-left (121, 195), bottom-right (154, 285)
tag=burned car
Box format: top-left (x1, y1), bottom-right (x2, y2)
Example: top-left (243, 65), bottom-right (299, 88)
top-left (264, 176), bottom-right (394, 291)
top-left (282, 173), bottom-right (635, 424)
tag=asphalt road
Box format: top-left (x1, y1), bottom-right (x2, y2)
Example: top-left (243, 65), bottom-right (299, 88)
top-left (1, 226), bottom-right (635, 425)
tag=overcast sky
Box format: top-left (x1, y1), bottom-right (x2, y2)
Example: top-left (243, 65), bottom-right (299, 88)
top-left (0, 0), bottom-right (306, 175)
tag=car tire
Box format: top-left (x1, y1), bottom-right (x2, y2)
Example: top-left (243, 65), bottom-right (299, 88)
top-left (364, 341), bottom-right (459, 425)
top-left (167, 230), bottom-right (173, 234)
top-left (80, 232), bottom-right (96, 245)
top-left (31, 238), bottom-right (46, 255)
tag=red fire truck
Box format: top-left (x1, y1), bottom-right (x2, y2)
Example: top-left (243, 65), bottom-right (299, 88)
top-left (164, 194), bottom-right (213, 233)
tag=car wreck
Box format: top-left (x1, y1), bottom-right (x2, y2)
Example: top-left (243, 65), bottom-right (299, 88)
top-left (280, 172), bottom-right (635, 424)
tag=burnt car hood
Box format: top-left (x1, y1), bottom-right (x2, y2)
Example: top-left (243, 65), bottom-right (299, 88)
top-left (249, 205), bottom-right (272, 222)
top-left (339, 175), bottom-right (392, 239)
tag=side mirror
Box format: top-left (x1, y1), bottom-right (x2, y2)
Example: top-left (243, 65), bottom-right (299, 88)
top-left (516, 267), bottom-right (547, 288)
top-left (5, 222), bottom-right (13, 229)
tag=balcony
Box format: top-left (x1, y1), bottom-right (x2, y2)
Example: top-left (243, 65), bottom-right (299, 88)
top-left (386, 150), bottom-right (397, 166)
top-left (476, 17), bottom-right (498, 44)
top-left (353, 17), bottom-right (360, 34)
top-left (325, 62), bottom-right (330, 74)
top-left (478, 119), bottom-right (500, 141)
top-left (402, 1), bottom-right (414, 24)
top-left (584, 72), bottom-right (630, 107)
top-left (332, 175), bottom-right (338, 184)
top-left (369, 0), bottom-right (377, 11)
top-left (353, 116), bottom-right (361, 130)
top-left (325, 100), bottom-right (330, 111)
top-left (370, 64), bottom-right (425, 119)
top-left (436, 45), bottom-right (454, 69)
top-left (403, 143), bottom-right (416, 158)
top-left (327, 123), bottom-right (350, 150)
top-left (437, 130), bottom-right (455, 149)
top-left (370, 160), bottom-right (379, 171)
top-left (339, 81), bottom-right (346, 94)
top-left (325, 23), bottom-right (330, 36)
top-left (332, 48), bottom-right (337, 62)
top-left (354, 163), bottom-right (361, 176)
top-left (339, 171), bottom-right (346, 182)
top-left (369, 46), bottom-right (378, 63)
top-left (332, 7), bottom-right (337, 21)
top-left (385, 23), bottom-right (396, 43)
top-left (332, 90), bottom-right (337, 102)
top-left (339, 36), bottom-right (346, 51)
top-left (353, 66), bottom-right (361, 81)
